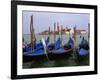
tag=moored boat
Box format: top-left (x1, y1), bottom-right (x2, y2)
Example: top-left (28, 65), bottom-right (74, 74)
top-left (76, 37), bottom-right (89, 62)
top-left (23, 37), bottom-right (50, 62)
top-left (48, 37), bottom-right (74, 60)
top-left (23, 15), bottom-right (50, 62)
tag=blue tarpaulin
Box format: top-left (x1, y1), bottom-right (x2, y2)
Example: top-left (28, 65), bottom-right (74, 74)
top-left (55, 37), bottom-right (61, 49)
top-left (79, 48), bottom-right (88, 56)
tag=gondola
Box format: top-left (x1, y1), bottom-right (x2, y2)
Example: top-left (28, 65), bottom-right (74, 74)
top-left (23, 49), bottom-right (48, 62)
top-left (76, 37), bottom-right (89, 61)
top-left (48, 37), bottom-right (74, 60)
top-left (23, 37), bottom-right (50, 62)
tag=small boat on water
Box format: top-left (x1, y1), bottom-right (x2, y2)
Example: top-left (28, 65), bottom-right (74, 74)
top-left (23, 37), bottom-right (50, 62)
top-left (48, 37), bottom-right (74, 60)
top-left (79, 37), bottom-right (89, 56)
top-left (23, 36), bottom-right (49, 52)
top-left (23, 15), bottom-right (50, 62)
top-left (47, 22), bottom-right (74, 60)
top-left (76, 37), bottom-right (89, 61)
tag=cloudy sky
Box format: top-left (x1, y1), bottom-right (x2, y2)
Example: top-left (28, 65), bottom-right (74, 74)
top-left (22, 11), bottom-right (90, 34)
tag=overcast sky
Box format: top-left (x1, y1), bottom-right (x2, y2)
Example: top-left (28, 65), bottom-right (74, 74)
top-left (22, 11), bottom-right (90, 34)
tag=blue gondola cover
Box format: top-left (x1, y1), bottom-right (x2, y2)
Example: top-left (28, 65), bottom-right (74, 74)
top-left (55, 37), bottom-right (61, 49)
top-left (45, 37), bottom-right (50, 46)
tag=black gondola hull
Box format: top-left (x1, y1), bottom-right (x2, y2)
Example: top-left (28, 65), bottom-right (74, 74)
top-left (48, 49), bottom-right (73, 60)
top-left (23, 48), bottom-right (73, 63)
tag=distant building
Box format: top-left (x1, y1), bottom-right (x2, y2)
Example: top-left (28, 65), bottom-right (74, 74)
top-left (71, 29), bottom-right (87, 35)
top-left (39, 27), bottom-right (87, 35)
